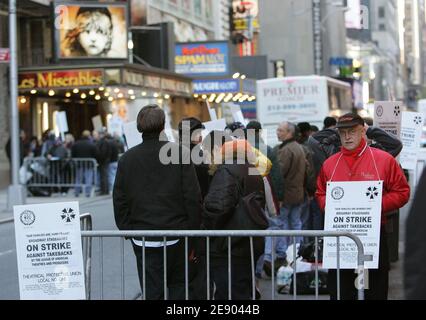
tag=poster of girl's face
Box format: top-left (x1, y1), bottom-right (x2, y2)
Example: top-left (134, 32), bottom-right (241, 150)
top-left (56, 3), bottom-right (128, 59)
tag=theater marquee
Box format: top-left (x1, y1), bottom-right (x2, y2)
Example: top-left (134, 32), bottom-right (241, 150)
top-left (18, 69), bottom-right (104, 90)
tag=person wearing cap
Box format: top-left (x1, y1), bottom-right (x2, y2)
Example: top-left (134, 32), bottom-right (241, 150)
top-left (178, 117), bottom-right (209, 198)
top-left (316, 113), bottom-right (410, 300)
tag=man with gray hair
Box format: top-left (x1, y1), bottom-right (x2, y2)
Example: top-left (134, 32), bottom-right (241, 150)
top-left (264, 122), bottom-right (308, 272)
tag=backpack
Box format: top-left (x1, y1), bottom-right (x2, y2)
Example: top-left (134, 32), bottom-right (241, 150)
top-left (216, 168), bottom-right (268, 256)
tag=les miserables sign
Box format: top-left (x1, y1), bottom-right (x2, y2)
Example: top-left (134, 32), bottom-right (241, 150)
top-left (19, 70), bottom-right (104, 90)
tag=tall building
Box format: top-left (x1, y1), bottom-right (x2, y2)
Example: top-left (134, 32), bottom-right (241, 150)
top-left (346, 0), bottom-right (405, 102)
top-left (258, 0), bottom-right (347, 78)
top-left (403, 0), bottom-right (425, 92)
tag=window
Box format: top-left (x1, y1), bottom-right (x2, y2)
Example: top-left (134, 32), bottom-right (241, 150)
top-left (379, 6), bottom-right (385, 18)
top-left (379, 23), bottom-right (386, 31)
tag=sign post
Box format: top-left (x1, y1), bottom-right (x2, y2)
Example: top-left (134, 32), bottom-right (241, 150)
top-left (14, 202), bottom-right (86, 300)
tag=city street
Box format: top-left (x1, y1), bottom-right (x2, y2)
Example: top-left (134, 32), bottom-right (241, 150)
top-left (0, 194), bottom-right (410, 300)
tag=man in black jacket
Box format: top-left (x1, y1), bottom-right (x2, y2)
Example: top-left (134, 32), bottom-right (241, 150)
top-left (404, 168), bottom-right (426, 300)
top-left (72, 130), bottom-right (98, 197)
top-left (113, 105), bottom-right (202, 300)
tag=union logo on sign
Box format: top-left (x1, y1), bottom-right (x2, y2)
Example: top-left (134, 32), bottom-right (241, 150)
top-left (331, 187), bottom-right (344, 200)
top-left (376, 105), bottom-right (383, 117)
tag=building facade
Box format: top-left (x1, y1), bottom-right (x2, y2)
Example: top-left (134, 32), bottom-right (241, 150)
top-left (257, 0), bottom-right (347, 78)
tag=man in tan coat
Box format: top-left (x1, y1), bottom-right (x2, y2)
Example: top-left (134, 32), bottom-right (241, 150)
top-left (263, 122), bottom-right (307, 271)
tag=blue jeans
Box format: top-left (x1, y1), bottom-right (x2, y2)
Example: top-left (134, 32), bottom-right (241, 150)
top-left (264, 204), bottom-right (304, 262)
top-left (108, 162), bottom-right (118, 193)
top-left (300, 197), bottom-right (310, 230)
top-left (74, 167), bottom-right (94, 197)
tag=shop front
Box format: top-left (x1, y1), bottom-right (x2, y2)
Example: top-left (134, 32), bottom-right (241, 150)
top-left (18, 63), bottom-right (207, 139)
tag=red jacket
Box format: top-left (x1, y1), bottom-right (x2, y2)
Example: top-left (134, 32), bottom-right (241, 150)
top-left (316, 142), bottom-right (410, 225)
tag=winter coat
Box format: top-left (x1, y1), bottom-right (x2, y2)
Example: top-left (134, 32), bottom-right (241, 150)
top-left (71, 138), bottom-right (98, 159)
top-left (277, 139), bottom-right (307, 205)
top-left (404, 169), bottom-right (426, 299)
top-left (113, 133), bottom-right (202, 241)
top-left (316, 142), bottom-right (410, 225)
top-left (202, 141), bottom-right (265, 260)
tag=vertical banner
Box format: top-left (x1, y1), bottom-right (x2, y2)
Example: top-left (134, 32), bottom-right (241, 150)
top-left (323, 181), bottom-right (383, 270)
top-left (373, 101), bottom-right (403, 138)
top-left (14, 202), bottom-right (85, 300)
top-left (399, 112), bottom-right (424, 170)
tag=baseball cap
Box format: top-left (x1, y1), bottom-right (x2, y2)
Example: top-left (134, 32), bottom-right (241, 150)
top-left (336, 113), bottom-right (365, 129)
top-left (246, 121), bottom-right (262, 131)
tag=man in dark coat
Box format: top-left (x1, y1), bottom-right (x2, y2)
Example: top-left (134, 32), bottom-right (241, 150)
top-left (113, 105), bottom-right (202, 300)
top-left (405, 169), bottom-right (426, 300)
top-left (72, 130), bottom-right (98, 197)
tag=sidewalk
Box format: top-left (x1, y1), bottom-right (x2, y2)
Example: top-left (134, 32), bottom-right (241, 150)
top-left (0, 188), bottom-right (111, 222)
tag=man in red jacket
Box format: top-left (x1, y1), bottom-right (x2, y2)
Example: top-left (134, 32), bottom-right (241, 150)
top-left (316, 113), bottom-right (410, 300)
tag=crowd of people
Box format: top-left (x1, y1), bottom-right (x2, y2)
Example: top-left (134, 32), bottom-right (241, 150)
top-left (4, 128), bottom-right (125, 197)
top-left (113, 104), bottom-right (410, 301)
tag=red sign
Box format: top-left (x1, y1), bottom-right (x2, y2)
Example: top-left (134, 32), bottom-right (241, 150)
top-left (0, 48), bottom-right (10, 63)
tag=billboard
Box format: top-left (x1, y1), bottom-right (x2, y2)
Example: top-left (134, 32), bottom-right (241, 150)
top-left (175, 41), bottom-right (230, 77)
top-left (54, 2), bottom-right (128, 59)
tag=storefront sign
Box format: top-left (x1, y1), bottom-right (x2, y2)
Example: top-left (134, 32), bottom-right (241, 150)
top-left (14, 202), bottom-right (85, 300)
top-left (19, 70), bottom-right (104, 90)
top-left (175, 81), bottom-right (192, 95)
top-left (373, 101), bottom-right (403, 138)
top-left (193, 79), bottom-right (239, 94)
top-left (161, 78), bottom-right (177, 92)
top-left (323, 181), bottom-right (383, 270)
top-left (144, 75), bottom-right (161, 89)
top-left (400, 112), bottom-right (424, 170)
top-left (124, 70), bottom-right (144, 87)
top-left (175, 42), bottom-right (229, 77)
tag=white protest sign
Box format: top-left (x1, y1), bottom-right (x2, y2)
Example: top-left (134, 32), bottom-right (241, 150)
top-left (230, 104), bottom-right (247, 126)
top-left (107, 116), bottom-right (124, 137)
top-left (123, 121), bottom-right (142, 149)
top-left (399, 112), bottom-right (424, 170)
top-left (164, 129), bottom-right (176, 143)
top-left (323, 181), bottom-right (383, 269)
top-left (202, 118), bottom-right (227, 140)
top-left (55, 111), bottom-right (68, 133)
top-left (91, 115), bottom-right (103, 132)
top-left (14, 202), bottom-right (85, 300)
top-left (206, 101), bottom-right (218, 121)
top-left (374, 101), bottom-right (403, 138)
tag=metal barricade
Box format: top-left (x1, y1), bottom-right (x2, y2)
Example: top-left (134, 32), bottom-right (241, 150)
top-left (0, 213), bottom-right (93, 300)
top-left (81, 230), bottom-right (372, 301)
top-left (80, 213), bottom-right (93, 300)
top-left (23, 157), bottom-right (98, 197)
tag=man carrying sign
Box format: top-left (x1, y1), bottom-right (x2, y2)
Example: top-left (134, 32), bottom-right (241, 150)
top-left (316, 113), bottom-right (410, 300)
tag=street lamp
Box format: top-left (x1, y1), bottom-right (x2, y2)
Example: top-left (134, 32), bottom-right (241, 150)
top-left (7, 0), bottom-right (26, 209)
